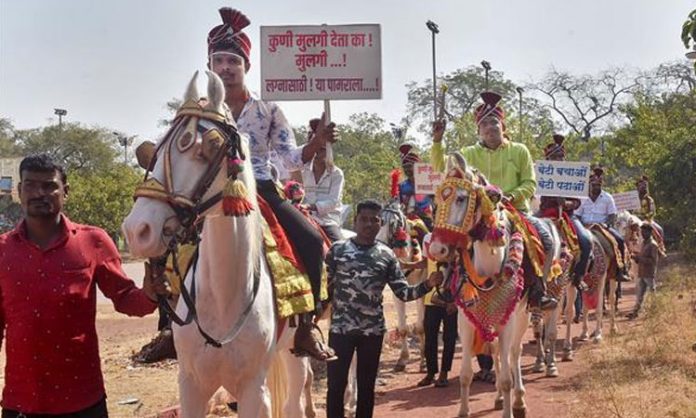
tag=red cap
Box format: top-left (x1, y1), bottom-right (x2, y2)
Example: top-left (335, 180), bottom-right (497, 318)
top-left (207, 8), bottom-right (252, 69)
top-left (399, 143), bottom-right (421, 166)
top-left (474, 92), bottom-right (505, 129)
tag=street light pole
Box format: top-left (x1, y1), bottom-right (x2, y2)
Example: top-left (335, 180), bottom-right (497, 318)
top-left (426, 20), bottom-right (440, 121)
top-left (481, 61), bottom-right (491, 90)
top-left (54, 108), bottom-right (67, 127)
top-left (516, 87), bottom-right (524, 137)
top-left (114, 132), bottom-right (136, 165)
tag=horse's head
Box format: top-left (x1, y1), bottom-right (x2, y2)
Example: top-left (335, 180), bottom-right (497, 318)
top-left (122, 71), bottom-right (253, 258)
top-left (616, 210), bottom-right (642, 241)
top-left (429, 153), bottom-right (499, 262)
top-left (377, 199), bottom-right (410, 254)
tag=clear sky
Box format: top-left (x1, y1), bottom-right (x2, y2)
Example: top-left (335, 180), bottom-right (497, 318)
top-left (1, 0), bottom-right (693, 145)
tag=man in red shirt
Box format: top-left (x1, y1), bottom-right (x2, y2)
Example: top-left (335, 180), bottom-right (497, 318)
top-left (0, 154), bottom-right (169, 418)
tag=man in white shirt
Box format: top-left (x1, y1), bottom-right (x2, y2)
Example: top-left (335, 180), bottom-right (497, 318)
top-left (575, 167), bottom-right (629, 282)
top-left (300, 121), bottom-right (345, 242)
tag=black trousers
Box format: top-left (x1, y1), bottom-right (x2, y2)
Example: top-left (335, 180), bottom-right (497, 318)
top-left (157, 303), bottom-right (170, 331)
top-left (326, 333), bottom-right (384, 418)
top-left (320, 224), bottom-right (344, 243)
top-left (3, 397), bottom-right (107, 418)
top-left (423, 305), bottom-right (458, 375)
top-left (257, 180), bottom-right (325, 304)
top-left (477, 354), bottom-right (493, 371)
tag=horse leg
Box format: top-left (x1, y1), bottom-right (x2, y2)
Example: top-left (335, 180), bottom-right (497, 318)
top-left (562, 285), bottom-right (576, 361)
top-left (457, 311), bottom-right (475, 418)
top-left (545, 305), bottom-right (560, 377)
top-left (393, 296), bottom-right (409, 372)
top-left (278, 349), bottom-right (308, 418)
top-left (344, 352), bottom-right (358, 418)
top-left (497, 316), bottom-right (515, 418)
top-left (511, 303), bottom-right (530, 417)
top-left (179, 370), bottom-right (218, 418)
top-left (303, 358), bottom-right (317, 418)
top-left (591, 266), bottom-right (607, 343)
top-left (415, 296), bottom-right (427, 372)
top-left (236, 374), bottom-right (273, 418)
top-left (608, 277), bottom-right (619, 337)
top-left (531, 311), bottom-right (545, 373)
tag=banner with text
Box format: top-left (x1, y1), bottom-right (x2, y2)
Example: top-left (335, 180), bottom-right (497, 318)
top-left (613, 191), bottom-right (641, 211)
top-left (260, 24), bottom-right (382, 101)
top-left (535, 160), bottom-right (591, 198)
top-left (414, 163), bottom-right (444, 195)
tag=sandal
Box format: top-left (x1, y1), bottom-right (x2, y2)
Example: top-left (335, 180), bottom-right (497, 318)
top-left (434, 377), bottom-right (449, 388)
top-left (291, 323), bottom-right (338, 362)
top-left (483, 370), bottom-right (496, 384)
top-left (417, 374), bottom-right (435, 387)
top-left (472, 370), bottom-right (486, 382)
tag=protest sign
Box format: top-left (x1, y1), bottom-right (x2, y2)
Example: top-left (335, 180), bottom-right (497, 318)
top-left (613, 190), bottom-right (641, 211)
top-left (414, 163), bottom-right (443, 195)
top-left (535, 160), bottom-right (591, 198)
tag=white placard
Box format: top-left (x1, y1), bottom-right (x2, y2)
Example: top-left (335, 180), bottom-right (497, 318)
top-left (260, 24), bottom-right (382, 101)
top-left (613, 191), bottom-right (641, 211)
top-left (414, 163), bottom-right (443, 195)
top-left (535, 160), bottom-right (591, 198)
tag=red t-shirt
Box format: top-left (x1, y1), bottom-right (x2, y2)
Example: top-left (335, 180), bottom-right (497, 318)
top-left (0, 215), bottom-right (157, 414)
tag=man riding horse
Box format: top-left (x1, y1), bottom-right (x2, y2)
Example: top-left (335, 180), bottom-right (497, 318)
top-left (397, 143), bottom-right (434, 233)
top-left (205, 8), bottom-right (339, 361)
top-left (431, 91), bottom-right (558, 311)
top-left (575, 167), bottom-right (630, 282)
top-left (537, 134), bottom-right (593, 291)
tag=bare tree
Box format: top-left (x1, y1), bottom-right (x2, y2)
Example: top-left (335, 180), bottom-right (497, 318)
top-left (531, 68), bottom-right (639, 141)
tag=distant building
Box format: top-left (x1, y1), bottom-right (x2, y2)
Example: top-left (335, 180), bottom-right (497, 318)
top-left (0, 158), bottom-right (22, 201)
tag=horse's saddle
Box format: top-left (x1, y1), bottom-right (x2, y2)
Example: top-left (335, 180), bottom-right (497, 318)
top-left (161, 195), bottom-right (329, 319)
top-left (588, 223), bottom-right (625, 269)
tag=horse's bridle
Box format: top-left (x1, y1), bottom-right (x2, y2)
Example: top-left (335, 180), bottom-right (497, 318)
top-left (132, 99), bottom-right (259, 348)
top-left (134, 99), bottom-right (244, 240)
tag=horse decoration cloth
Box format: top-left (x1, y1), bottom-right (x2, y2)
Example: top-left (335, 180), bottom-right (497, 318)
top-left (451, 232), bottom-right (525, 342)
top-left (160, 197), bottom-right (325, 318)
top-left (589, 223), bottom-right (625, 270)
top-left (538, 204), bottom-right (581, 260)
top-left (501, 202), bottom-right (546, 278)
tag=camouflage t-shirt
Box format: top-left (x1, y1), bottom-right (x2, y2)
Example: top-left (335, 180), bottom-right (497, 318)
top-left (326, 239), bottom-right (430, 336)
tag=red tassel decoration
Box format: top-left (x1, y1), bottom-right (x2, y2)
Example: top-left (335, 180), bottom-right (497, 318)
top-left (222, 158), bottom-right (253, 217)
top-left (390, 168), bottom-right (401, 198)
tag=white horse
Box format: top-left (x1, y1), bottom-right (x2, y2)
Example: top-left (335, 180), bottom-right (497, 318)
top-left (428, 153), bottom-right (562, 418)
top-left (122, 71), bottom-right (313, 418)
top-left (376, 199), bottom-right (427, 372)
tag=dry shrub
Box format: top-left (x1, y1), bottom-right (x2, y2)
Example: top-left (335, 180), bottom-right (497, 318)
top-left (569, 258), bottom-right (696, 418)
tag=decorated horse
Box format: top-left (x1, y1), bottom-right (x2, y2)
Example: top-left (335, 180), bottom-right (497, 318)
top-left (122, 71), bottom-right (319, 418)
top-left (428, 153), bottom-right (563, 418)
top-left (377, 197), bottom-right (429, 372)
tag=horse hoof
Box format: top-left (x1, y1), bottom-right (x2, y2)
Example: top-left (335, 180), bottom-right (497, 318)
top-left (494, 399), bottom-right (504, 410)
top-left (561, 351), bottom-right (573, 362)
top-left (546, 367), bottom-right (559, 378)
top-left (578, 332), bottom-right (589, 342)
top-left (532, 361), bottom-right (545, 373)
top-left (393, 363), bottom-right (406, 372)
top-left (513, 407), bottom-right (527, 418)
top-left (593, 335), bottom-right (603, 344)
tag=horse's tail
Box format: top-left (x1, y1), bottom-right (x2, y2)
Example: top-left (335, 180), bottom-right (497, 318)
top-left (267, 351), bottom-right (288, 418)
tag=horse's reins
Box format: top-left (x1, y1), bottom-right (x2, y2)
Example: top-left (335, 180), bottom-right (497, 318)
top-left (135, 111), bottom-right (260, 348)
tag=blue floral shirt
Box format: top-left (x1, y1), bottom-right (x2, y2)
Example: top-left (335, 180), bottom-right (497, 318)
top-left (236, 94), bottom-right (305, 181)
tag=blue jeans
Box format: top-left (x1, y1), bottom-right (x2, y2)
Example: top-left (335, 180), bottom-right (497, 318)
top-left (571, 217), bottom-right (593, 284)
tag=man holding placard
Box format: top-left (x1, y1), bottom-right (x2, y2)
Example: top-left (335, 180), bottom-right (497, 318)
top-left (206, 7), bottom-right (339, 361)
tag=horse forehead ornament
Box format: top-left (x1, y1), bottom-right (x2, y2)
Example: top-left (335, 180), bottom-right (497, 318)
top-left (133, 71), bottom-right (253, 233)
top-left (433, 164), bottom-right (498, 245)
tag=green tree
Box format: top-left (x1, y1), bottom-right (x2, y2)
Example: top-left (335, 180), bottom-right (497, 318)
top-left (605, 91), bottom-right (696, 254)
top-left (64, 164), bottom-right (142, 240)
top-left (681, 9), bottom-right (696, 72)
top-left (0, 118), bottom-right (22, 157)
top-left (16, 123), bottom-right (119, 173)
top-left (331, 113), bottom-right (402, 206)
